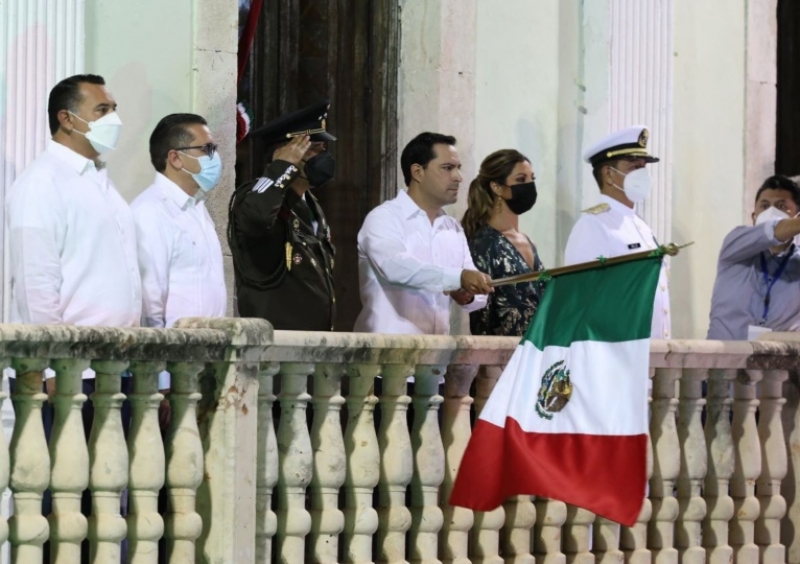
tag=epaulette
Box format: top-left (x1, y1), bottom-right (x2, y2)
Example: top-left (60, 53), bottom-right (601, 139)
top-left (582, 203), bottom-right (610, 215)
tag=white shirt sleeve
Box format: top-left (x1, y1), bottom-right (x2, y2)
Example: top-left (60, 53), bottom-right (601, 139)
top-left (358, 209), bottom-right (463, 292)
top-left (458, 230), bottom-right (487, 313)
top-left (8, 173), bottom-right (65, 324)
top-left (133, 204), bottom-right (171, 329)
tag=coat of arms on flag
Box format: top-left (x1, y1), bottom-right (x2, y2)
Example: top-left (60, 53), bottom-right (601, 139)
top-left (449, 250), bottom-right (669, 526)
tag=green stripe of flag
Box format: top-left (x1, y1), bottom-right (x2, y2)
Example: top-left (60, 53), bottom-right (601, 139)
top-left (524, 256), bottom-right (662, 348)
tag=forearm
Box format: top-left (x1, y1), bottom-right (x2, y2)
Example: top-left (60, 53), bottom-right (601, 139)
top-left (774, 217), bottom-right (800, 243)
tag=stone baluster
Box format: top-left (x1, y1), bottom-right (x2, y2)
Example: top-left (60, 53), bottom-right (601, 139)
top-left (676, 369), bottom-right (707, 564)
top-left (376, 364), bottom-right (413, 564)
top-left (595, 519), bottom-right (623, 564)
top-left (756, 369), bottom-right (788, 564)
top-left (88, 360), bottom-right (130, 563)
top-left (439, 364), bottom-right (477, 564)
top-left (730, 370), bottom-right (762, 563)
top-left (648, 368), bottom-right (680, 564)
top-left (127, 361), bottom-right (166, 564)
top-left (49, 359), bottom-right (91, 562)
top-left (619, 433), bottom-right (653, 564)
top-left (533, 497), bottom-right (567, 564)
top-left (256, 362), bottom-right (280, 563)
top-left (471, 365), bottom-right (507, 564)
top-left (0, 361), bottom-right (10, 552)
top-left (8, 358), bottom-right (50, 562)
top-left (563, 507), bottom-right (594, 564)
top-left (309, 363), bottom-right (346, 563)
top-left (409, 365), bottom-right (445, 564)
top-left (702, 369), bottom-right (734, 564)
top-left (342, 363), bottom-right (380, 564)
top-left (164, 361), bottom-right (204, 562)
top-left (276, 362), bottom-right (314, 562)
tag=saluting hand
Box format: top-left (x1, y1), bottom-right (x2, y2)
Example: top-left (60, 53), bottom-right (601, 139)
top-left (460, 270), bottom-right (494, 295)
top-left (273, 135), bottom-right (311, 165)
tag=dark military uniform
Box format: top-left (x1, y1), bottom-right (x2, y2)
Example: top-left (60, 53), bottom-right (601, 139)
top-left (229, 158), bottom-right (336, 330)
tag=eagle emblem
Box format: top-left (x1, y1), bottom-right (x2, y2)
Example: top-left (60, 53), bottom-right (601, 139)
top-left (638, 128), bottom-right (649, 148)
top-left (536, 360), bottom-right (573, 420)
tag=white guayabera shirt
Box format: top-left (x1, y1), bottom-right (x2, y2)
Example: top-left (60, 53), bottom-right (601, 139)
top-left (354, 189), bottom-right (487, 335)
top-left (132, 173), bottom-right (227, 389)
top-left (7, 141), bottom-right (143, 379)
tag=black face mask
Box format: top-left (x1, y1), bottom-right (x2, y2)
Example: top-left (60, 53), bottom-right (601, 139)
top-left (303, 151), bottom-right (335, 188)
top-left (503, 181), bottom-right (537, 215)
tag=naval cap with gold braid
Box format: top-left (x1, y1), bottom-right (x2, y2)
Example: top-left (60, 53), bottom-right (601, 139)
top-left (583, 125), bottom-right (659, 166)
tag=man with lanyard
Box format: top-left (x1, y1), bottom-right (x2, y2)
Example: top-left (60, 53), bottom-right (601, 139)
top-left (708, 175), bottom-right (800, 340)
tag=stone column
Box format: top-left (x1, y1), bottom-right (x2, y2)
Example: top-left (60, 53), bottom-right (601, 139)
top-left (8, 359), bottom-right (50, 562)
top-left (49, 359), bottom-right (91, 562)
top-left (376, 365), bottom-right (413, 564)
top-left (309, 363), bottom-right (346, 563)
top-left (126, 361), bottom-right (166, 564)
top-left (703, 370), bottom-right (735, 564)
top-left (439, 364), bottom-right (477, 564)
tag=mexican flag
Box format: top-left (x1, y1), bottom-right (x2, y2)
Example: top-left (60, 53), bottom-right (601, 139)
top-left (449, 255), bottom-right (662, 526)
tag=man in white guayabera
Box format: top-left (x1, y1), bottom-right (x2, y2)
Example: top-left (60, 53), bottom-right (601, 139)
top-left (6, 74), bottom-right (141, 558)
top-left (564, 125), bottom-right (671, 340)
top-left (708, 175), bottom-right (800, 341)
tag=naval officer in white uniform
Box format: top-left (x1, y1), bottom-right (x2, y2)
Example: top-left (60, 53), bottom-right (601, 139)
top-left (564, 125), bottom-right (671, 339)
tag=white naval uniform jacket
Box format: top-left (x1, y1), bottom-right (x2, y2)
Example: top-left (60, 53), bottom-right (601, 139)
top-left (564, 194), bottom-right (671, 339)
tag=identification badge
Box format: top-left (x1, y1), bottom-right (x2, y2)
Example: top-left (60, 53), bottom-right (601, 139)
top-left (747, 325), bottom-right (772, 341)
top-left (627, 243), bottom-right (641, 250)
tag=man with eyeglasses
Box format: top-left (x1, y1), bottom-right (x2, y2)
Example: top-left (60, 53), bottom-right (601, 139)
top-left (564, 125), bottom-right (671, 339)
top-left (132, 113), bottom-right (227, 420)
top-left (228, 100), bottom-right (337, 331)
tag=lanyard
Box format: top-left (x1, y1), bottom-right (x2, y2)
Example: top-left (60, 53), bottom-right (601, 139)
top-left (759, 246), bottom-right (794, 324)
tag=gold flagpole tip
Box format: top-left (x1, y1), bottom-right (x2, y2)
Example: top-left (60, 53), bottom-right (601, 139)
top-left (662, 241), bottom-right (695, 257)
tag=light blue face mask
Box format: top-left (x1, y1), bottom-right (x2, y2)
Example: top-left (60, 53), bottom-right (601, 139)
top-left (181, 151), bottom-right (223, 192)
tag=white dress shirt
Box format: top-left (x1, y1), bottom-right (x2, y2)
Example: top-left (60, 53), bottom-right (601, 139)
top-left (7, 140), bottom-right (142, 328)
top-left (354, 189), bottom-right (487, 335)
top-left (564, 194), bottom-right (671, 339)
top-left (132, 173), bottom-right (227, 329)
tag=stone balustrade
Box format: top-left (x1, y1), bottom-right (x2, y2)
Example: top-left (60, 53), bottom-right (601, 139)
top-left (0, 319), bottom-right (797, 563)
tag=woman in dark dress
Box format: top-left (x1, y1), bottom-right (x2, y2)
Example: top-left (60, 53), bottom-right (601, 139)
top-left (462, 149), bottom-right (545, 336)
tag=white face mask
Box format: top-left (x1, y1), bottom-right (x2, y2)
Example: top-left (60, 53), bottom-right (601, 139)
top-left (610, 166), bottom-right (653, 203)
top-left (754, 206), bottom-right (790, 225)
top-left (70, 111), bottom-right (123, 154)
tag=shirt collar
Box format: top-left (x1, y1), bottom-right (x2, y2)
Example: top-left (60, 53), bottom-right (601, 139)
top-left (599, 193), bottom-right (636, 216)
top-left (396, 189), bottom-right (446, 220)
top-left (155, 173), bottom-right (197, 211)
top-left (46, 139), bottom-right (98, 175)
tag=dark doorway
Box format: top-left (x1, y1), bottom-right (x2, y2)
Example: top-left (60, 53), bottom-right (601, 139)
top-left (777, 0), bottom-right (800, 175)
top-left (236, 0), bottom-right (400, 331)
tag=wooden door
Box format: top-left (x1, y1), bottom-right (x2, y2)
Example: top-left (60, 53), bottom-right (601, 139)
top-left (236, 0), bottom-right (400, 331)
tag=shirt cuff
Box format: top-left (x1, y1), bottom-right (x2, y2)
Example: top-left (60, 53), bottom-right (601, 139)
top-left (764, 219), bottom-right (791, 245)
top-left (159, 370), bottom-right (171, 390)
top-left (443, 267), bottom-right (463, 292)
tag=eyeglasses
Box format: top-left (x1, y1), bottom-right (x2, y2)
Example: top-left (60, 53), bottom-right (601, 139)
top-left (175, 143), bottom-right (218, 158)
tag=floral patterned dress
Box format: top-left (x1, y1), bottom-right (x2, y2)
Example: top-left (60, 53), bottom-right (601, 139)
top-left (468, 225), bottom-right (546, 337)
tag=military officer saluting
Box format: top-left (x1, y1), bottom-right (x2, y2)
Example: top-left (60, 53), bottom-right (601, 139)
top-left (228, 100), bottom-right (337, 330)
top-left (564, 125), bottom-right (671, 339)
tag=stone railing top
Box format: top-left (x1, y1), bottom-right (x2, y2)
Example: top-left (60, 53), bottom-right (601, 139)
top-left (0, 318), bottom-right (273, 363)
top-left (267, 331), bottom-right (800, 371)
top-left (0, 318), bottom-right (797, 371)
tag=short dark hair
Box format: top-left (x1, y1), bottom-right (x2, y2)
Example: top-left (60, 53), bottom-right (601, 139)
top-left (149, 113), bottom-right (208, 172)
top-left (592, 158), bottom-right (630, 189)
top-left (400, 132), bottom-right (457, 187)
top-left (47, 74), bottom-right (106, 135)
top-left (755, 175), bottom-right (800, 208)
